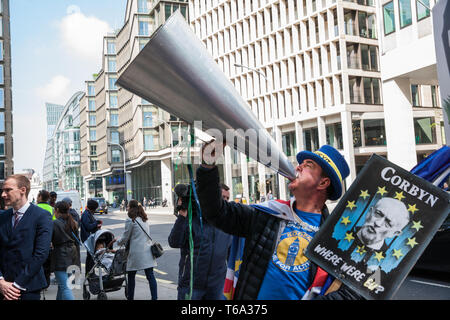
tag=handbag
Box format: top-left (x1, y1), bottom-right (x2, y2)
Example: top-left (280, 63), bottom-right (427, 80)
top-left (134, 219), bottom-right (164, 259)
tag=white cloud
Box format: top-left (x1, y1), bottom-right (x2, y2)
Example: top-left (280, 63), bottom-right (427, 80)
top-left (35, 75), bottom-right (71, 102)
top-left (58, 5), bottom-right (112, 61)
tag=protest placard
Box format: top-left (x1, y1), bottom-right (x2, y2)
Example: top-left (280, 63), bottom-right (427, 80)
top-left (304, 154), bottom-right (450, 300)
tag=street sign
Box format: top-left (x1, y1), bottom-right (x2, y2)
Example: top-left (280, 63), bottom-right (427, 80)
top-left (433, 0), bottom-right (450, 145)
top-left (304, 154), bottom-right (450, 300)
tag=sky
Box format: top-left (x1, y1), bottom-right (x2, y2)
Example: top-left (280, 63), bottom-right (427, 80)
top-left (10, 0), bottom-right (127, 177)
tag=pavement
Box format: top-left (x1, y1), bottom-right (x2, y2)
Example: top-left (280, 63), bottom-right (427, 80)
top-left (42, 205), bottom-right (178, 301)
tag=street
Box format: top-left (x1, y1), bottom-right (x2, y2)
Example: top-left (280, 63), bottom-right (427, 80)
top-left (43, 206), bottom-right (450, 301)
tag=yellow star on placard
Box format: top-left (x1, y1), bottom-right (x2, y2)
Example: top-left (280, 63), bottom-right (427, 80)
top-left (359, 190), bottom-right (370, 200)
top-left (346, 201), bottom-right (356, 210)
top-left (394, 191), bottom-right (405, 201)
top-left (374, 251), bottom-right (385, 262)
top-left (344, 232), bottom-right (355, 242)
top-left (408, 204), bottom-right (419, 214)
top-left (411, 220), bottom-right (423, 232)
top-left (356, 245), bottom-right (366, 255)
top-left (341, 216), bottom-right (351, 226)
top-left (393, 249), bottom-right (404, 260)
top-left (406, 237), bottom-right (419, 248)
top-left (377, 186), bottom-right (388, 196)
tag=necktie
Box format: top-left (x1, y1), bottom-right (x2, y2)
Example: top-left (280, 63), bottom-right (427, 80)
top-left (13, 212), bottom-right (20, 228)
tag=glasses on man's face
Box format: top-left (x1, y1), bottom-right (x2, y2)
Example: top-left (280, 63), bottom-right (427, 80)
top-left (1, 188), bottom-right (16, 194)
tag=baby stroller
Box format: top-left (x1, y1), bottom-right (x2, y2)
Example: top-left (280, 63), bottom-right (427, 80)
top-left (81, 229), bottom-right (128, 300)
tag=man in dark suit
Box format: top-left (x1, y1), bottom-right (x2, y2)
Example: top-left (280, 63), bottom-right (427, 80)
top-left (0, 174), bottom-right (53, 300)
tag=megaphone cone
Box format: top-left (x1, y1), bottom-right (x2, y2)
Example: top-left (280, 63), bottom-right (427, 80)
top-left (117, 11), bottom-right (296, 180)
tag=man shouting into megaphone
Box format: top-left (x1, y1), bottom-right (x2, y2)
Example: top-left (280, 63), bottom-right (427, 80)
top-left (196, 140), bottom-right (362, 300)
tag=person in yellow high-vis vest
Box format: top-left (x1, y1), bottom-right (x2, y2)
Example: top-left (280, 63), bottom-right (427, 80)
top-left (36, 190), bottom-right (55, 289)
top-left (37, 190), bottom-right (55, 220)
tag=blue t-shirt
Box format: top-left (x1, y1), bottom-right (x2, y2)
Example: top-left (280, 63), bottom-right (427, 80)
top-left (257, 209), bottom-right (321, 300)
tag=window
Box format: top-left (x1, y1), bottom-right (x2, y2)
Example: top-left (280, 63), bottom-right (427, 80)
top-left (416, 0), bottom-right (430, 21)
top-left (89, 115), bottom-right (96, 126)
top-left (143, 111), bottom-right (153, 127)
top-left (139, 19), bottom-right (149, 35)
top-left (0, 41), bottom-right (3, 61)
top-left (165, 4), bottom-right (172, 20)
top-left (344, 10), bottom-right (356, 36)
top-left (109, 76), bottom-right (117, 90)
top-left (109, 94), bottom-right (118, 108)
top-left (0, 136), bottom-right (4, 155)
top-left (107, 41), bottom-right (116, 54)
top-left (399, 0), bottom-right (412, 28)
top-left (364, 119), bottom-right (386, 146)
top-left (0, 65), bottom-right (3, 84)
top-left (90, 145), bottom-right (97, 156)
top-left (352, 120), bottom-right (362, 147)
top-left (0, 161), bottom-right (4, 181)
top-left (110, 131), bottom-right (120, 144)
top-left (0, 88), bottom-right (4, 108)
top-left (138, 0), bottom-right (148, 13)
top-left (88, 99), bottom-right (95, 111)
top-left (90, 160), bottom-right (98, 172)
top-left (112, 149), bottom-right (121, 162)
top-left (282, 131), bottom-right (296, 157)
top-left (144, 134), bottom-right (154, 151)
top-left (303, 127), bottom-right (319, 151)
top-left (383, 2), bottom-right (395, 35)
top-left (108, 58), bottom-right (116, 72)
top-left (1, 112), bottom-right (6, 131)
top-left (414, 117), bottom-right (436, 144)
top-left (431, 85), bottom-right (439, 107)
top-left (326, 123), bottom-right (343, 149)
top-left (89, 129), bottom-right (96, 141)
top-left (110, 112), bottom-right (119, 126)
top-left (88, 84), bottom-right (95, 96)
top-left (349, 77), bottom-right (381, 104)
top-left (411, 84), bottom-right (420, 106)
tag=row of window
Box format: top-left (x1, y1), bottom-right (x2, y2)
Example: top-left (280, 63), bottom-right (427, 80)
top-left (383, 0), bottom-right (430, 35)
top-left (193, 0), bottom-right (339, 35)
top-left (200, 7), bottom-right (340, 57)
top-left (280, 115), bottom-right (437, 156)
top-left (244, 75), bottom-right (345, 123)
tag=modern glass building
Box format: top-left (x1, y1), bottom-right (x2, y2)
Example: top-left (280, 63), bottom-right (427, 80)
top-left (42, 92), bottom-right (85, 198)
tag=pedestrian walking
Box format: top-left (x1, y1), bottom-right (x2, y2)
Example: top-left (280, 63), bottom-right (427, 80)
top-left (113, 199), bottom-right (158, 300)
top-left (168, 183), bottom-right (232, 300)
top-left (51, 201), bottom-right (79, 300)
top-left (62, 197), bottom-right (81, 268)
top-left (80, 199), bottom-right (102, 278)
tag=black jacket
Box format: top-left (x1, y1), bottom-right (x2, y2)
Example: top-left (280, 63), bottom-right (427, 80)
top-left (168, 210), bottom-right (232, 290)
top-left (51, 218), bottom-right (78, 272)
top-left (196, 166), bottom-right (362, 300)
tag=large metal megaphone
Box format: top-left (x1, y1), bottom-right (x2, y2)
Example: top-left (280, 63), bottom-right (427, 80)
top-left (116, 11), bottom-right (296, 180)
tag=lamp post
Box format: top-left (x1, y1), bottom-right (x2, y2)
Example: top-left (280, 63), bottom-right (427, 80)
top-left (107, 142), bottom-right (127, 203)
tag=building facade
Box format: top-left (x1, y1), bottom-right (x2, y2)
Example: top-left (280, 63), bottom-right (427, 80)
top-left (378, 0), bottom-right (444, 169)
top-left (188, 0), bottom-right (444, 202)
top-left (0, 0), bottom-right (13, 181)
top-left (42, 92), bottom-right (84, 198)
top-left (80, 0), bottom-right (190, 206)
top-left (42, 103), bottom-right (64, 190)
